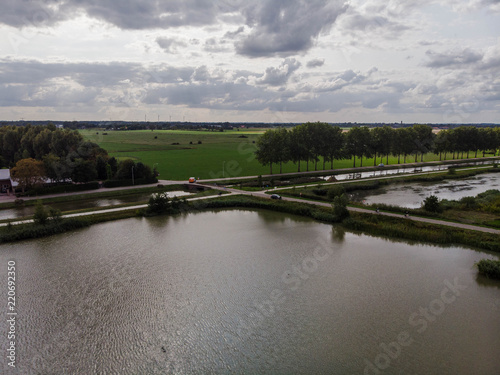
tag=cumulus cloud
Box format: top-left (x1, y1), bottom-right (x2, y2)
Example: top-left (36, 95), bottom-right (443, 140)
top-left (236, 0), bottom-right (348, 57)
top-left (256, 58), bottom-right (301, 86)
top-left (204, 38), bottom-right (231, 53)
top-left (425, 48), bottom-right (484, 68)
top-left (224, 26), bottom-right (245, 38)
top-left (156, 37), bottom-right (187, 53)
top-left (306, 58), bottom-right (325, 68)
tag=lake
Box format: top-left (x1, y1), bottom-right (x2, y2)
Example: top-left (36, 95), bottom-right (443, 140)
top-left (0, 209), bottom-right (499, 374)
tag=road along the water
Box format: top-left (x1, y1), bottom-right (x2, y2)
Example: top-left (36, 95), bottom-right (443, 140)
top-left (1, 184), bottom-right (498, 235)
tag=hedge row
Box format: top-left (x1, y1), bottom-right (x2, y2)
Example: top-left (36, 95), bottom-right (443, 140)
top-left (103, 178), bottom-right (158, 188)
top-left (24, 182), bottom-right (100, 196)
top-left (0, 218), bottom-right (90, 243)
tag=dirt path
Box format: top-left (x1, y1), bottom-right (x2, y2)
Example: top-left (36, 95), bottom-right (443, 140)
top-left (200, 185), bottom-right (500, 235)
top-left (1, 186), bottom-right (498, 235)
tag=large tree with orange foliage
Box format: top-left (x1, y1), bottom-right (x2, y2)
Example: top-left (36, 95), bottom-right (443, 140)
top-left (10, 158), bottom-right (45, 193)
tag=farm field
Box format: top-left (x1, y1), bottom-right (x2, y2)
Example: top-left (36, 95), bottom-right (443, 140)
top-left (82, 129), bottom-right (458, 180)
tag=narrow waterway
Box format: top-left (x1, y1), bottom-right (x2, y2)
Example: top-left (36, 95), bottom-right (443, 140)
top-left (323, 160), bottom-right (496, 181)
top-left (0, 209), bottom-right (498, 374)
top-left (0, 190), bottom-right (193, 220)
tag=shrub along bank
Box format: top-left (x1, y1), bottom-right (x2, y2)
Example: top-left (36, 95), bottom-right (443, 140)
top-left (476, 259), bottom-right (500, 280)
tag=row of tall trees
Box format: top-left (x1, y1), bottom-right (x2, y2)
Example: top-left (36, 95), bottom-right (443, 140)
top-left (255, 123), bottom-right (500, 173)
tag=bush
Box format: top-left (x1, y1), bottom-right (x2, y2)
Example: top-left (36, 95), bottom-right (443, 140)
top-left (33, 201), bottom-right (48, 225)
top-left (49, 207), bottom-right (62, 222)
top-left (312, 188), bottom-right (327, 196)
top-left (476, 259), bottom-right (500, 279)
top-left (147, 192), bottom-right (169, 214)
top-left (423, 195), bottom-right (442, 213)
top-left (459, 196), bottom-right (477, 209)
top-left (327, 185), bottom-right (346, 200)
top-left (332, 194), bottom-right (350, 220)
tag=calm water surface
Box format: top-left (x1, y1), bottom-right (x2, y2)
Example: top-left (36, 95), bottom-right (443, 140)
top-left (0, 209), bottom-right (499, 374)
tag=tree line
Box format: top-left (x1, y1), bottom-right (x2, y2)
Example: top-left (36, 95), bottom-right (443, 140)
top-left (255, 123), bottom-right (500, 174)
top-left (0, 124), bottom-right (155, 192)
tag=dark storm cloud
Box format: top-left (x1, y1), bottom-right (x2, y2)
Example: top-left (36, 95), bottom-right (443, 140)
top-left (425, 48), bottom-right (483, 68)
top-left (236, 0), bottom-right (348, 57)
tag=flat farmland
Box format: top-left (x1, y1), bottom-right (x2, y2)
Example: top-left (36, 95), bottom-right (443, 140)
top-left (81, 129), bottom-right (446, 180)
top-left (81, 129), bottom-right (273, 180)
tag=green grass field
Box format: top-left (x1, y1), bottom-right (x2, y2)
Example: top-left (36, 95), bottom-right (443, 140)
top-left (81, 129), bottom-right (480, 180)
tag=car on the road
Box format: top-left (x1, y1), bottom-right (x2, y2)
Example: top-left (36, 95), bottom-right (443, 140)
top-left (270, 194), bottom-right (282, 200)
top-left (188, 177), bottom-right (196, 183)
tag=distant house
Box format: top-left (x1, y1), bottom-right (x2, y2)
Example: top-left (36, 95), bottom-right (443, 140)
top-left (56, 124), bottom-right (64, 129)
top-left (0, 169), bottom-right (17, 194)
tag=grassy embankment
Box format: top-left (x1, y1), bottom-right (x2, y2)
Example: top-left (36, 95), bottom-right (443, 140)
top-left (2, 195), bottom-right (500, 256)
top-left (80, 129), bottom-right (479, 180)
top-left (0, 186), bottom-right (222, 224)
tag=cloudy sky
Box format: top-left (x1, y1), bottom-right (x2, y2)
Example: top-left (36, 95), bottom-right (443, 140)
top-left (0, 0), bottom-right (499, 123)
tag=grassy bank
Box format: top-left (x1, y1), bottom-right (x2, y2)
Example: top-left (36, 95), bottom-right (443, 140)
top-left (3, 195), bottom-right (500, 256)
top-left (0, 218), bottom-right (91, 243)
top-left (343, 212), bottom-right (500, 253)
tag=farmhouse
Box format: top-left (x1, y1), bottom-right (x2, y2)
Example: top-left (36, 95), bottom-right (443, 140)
top-left (0, 169), bottom-right (16, 194)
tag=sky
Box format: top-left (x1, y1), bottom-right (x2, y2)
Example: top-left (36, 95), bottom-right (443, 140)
top-left (0, 0), bottom-right (499, 124)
